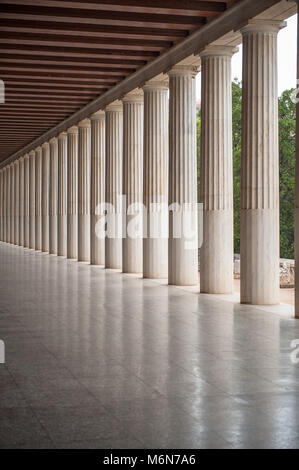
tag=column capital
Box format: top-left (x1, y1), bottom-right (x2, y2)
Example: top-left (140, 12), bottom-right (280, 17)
top-left (122, 88), bottom-right (143, 103)
top-left (90, 109), bottom-right (105, 121)
top-left (168, 64), bottom-right (199, 78)
top-left (18, 156), bottom-right (24, 162)
top-left (29, 150), bottom-right (35, 158)
top-left (67, 125), bottom-right (79, 134)
top-left (78, 118), bottom-right (91, 128)
top-left (24, 153), bottom-right (29, 160)
top-left (143, 77), bottom-right (168, 91)
top-left (35, 146), bottom-right (42, 154)
top-left (49, 137), bottom-right (57, 145)
top-left (240, 19), bottom-right (286, 35)
top-left (199, 45), bottom-right (238, 58)
top-left (58, 131), bottom-right (67, 140)
top-left (42, 142), bottom-right (49, 149)
top-left (105, 100), bottom-right (123, 112)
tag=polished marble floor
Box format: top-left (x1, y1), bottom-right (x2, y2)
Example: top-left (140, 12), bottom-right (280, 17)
top-left (1, 241), bottom-right (299, 449)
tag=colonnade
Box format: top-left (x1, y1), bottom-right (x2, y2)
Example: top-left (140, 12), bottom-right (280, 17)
top-left (0, 20), bottom-right (289, 309)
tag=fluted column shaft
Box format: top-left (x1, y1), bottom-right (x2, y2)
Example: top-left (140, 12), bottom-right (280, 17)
top-left (10, 163), bottom-right (14, 244)
top-left (143, 79), bottom-right (169, 279)
top-left (3, 168), bottom-right (7, 243)
top-left (41, 143), bottom-right (49, 253)
top-left (34, 147), bottom-right (42, 251)
top-left (0, 169), bottom-right (3, 241)
top-left (91, 111), bottom-right (105, 265)
top-left (168, 66), bottom-right (198, 286)
top-left (29, 151), bottom-right (36, 249)
top-left (67, 126), bottom-right (78, 260)
top-left (199, 46), bottom-right (236, 294)
top-left (78, 119), bottom-right (91, 262)
top-left (19, 158), bottom-right (24, 246)
top-left (105, 101), bottom-right (123, 269)
top-left (122, 90), bottom-right (143, 273)
top-left (57, 132), bottom-right (67, 257)
top-left (240, 21), bottom-right (285, 305)
top-left (14, 160), bottom-right (19, 245)
top-left (6, 166), bottom-right (10, 243)
top-left (24, 155), bottom-right (30, 248)
top-left (49, 138), bottom-right (58, 255)
top-left (296, 10), bottom-right (299, 318)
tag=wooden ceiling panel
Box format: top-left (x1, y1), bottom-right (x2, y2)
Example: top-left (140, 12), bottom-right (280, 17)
top-left (0, 0), bottom-right (229, 162)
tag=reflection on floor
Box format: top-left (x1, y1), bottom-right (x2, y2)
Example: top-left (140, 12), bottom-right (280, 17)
top-left (0, 242), bottom-right (299, 449)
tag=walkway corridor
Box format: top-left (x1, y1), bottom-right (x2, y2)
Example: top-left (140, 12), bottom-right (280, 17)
top-left (1, 242), bottom-right (299, 449)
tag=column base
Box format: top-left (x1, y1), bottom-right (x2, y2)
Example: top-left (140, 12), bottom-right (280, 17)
top-left (143, 238), bottom-right (168, 279)
top-left (78, 214), bottom-right (90, 262)
top-left (240, 208), bottom-right (279, 305)
top-left (200, 210), bottom-right (233, 294)
top-left (105, 238), bottom-right (122, 270)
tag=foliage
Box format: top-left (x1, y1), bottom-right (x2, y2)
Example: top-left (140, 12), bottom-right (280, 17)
top-left (196, 110), bottom-right (201, 202)
top-left (232, 79), bottom-right (242, 254)
top-left (279, 88), bottom-right (295, 259)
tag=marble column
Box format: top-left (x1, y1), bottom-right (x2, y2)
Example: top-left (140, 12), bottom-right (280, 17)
top-left (296, 9), bottom-right (299, 318)
top-left (122, 89), bottom-right (143, 274)
top-left (199, 46), bottom-right (236, 294)
top-left (24, 154), bottom-right (30, 248)
top-left (41, 143), bottom-right (50, 253)
top-left (168, 65), bottom-right (198, 286)
top-left (67, 126), bottom-right (78, 260)
top-left (0, 169), bottom-right (2, 241)
top-left (10, 163), bottom-right (14, 244)
top-left (90, 111), bottom-right (105, 265)
top-left (49, 137), bottom-right (58, 255)
top-left (1, 168), bottom-right (4, 242)
top-left (34, 146), bottom-right (42, 251)
top-left (57, 132), bottom-right (68, 257)
top-left (28, 150), bottom-right (35, 249)
top-left (105, 100), bottom-right (123, 269)
top-left (3, 167), bottom-right (7, 243)
top-left (0, 169), bottom-right (3, 242)
top-left (240, 20), bottom-right (285, 305)
top-left (14, 160), bottom-right (19, 245)
top-left (6, 165), bottom-right (10, 244)
top-left (78, 119), bottom-right (91, 262)
top-left (143, 78), bottom-right (169, 279)
top-left (19, 157), bottom-right (24, 247)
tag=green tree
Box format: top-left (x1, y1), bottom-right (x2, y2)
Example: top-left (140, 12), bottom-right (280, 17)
top-left (232, 79), bottom-right (242, 254)
top-left (279, 88), bottom-right (295, 259)
top-left (197, 109), bottom-right (201, 202)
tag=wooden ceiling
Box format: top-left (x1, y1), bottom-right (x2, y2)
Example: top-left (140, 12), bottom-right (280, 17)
top-left (0, 0), bottom-right (235, 163)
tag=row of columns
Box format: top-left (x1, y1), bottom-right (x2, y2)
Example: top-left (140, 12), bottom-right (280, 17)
top-left (0, 19), bottom-right (287, 308)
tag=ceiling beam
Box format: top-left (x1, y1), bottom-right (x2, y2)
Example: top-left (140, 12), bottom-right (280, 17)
top-left (6, 89), bottom-right (97, 98)
top-left (0, 31), bottom-right (170, 50)
top-left (0, 18), bottom-right (190, 40)
top-left (4, 80), bottom-right (110, 90)
top-left (0, 43), bottom-right (159, 59)
top-left (0, 4), bottom-right (207, 28)
top-left (0, 64), bottom-right (132, 75)
top-left (1, 0), bottom-right (281, 167)
top-left (5, 85), bottom-right (101, 94)
top-left (0, 53), bottom-right (145, 68)
top-left (0, 0), bottom-right (227, 16)
top-left (0, 71), bottom-right (120, 82)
